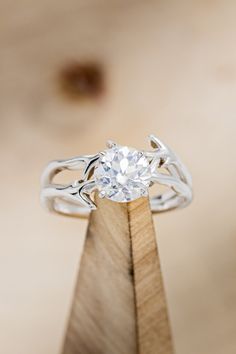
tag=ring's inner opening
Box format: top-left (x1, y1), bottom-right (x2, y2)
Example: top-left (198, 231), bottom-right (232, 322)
top-left (53, 169), bottom-right (84, 185)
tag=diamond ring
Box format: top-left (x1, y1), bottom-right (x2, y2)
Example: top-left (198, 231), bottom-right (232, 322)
top-left (41, 135), bottom-right (192, 217)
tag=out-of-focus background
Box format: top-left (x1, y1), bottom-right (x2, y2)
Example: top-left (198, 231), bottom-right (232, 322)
top-left (1, 1), bottom-right (236, 353)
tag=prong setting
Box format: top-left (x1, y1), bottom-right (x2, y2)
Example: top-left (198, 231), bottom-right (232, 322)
top-left (106, 140), bottom-right (118, 148)
top-left (98, 190), bottom-right (106, 198)
top-left (94, 145), bottom-right (151, 203)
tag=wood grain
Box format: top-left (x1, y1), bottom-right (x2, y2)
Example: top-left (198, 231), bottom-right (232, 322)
top-left (62, 194), bottom-right (173, 354)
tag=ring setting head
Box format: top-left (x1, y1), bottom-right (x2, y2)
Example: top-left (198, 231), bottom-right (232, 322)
top-left (94, 145), bottom-right (151, 203)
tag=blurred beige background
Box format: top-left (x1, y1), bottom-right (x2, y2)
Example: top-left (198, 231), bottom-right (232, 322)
top-left (1, 0), bottom-right (236, 353)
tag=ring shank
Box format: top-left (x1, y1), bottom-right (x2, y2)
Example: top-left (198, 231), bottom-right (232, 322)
top-left (41, 188), bottom-right (189, 217)
top-left (41, 187), bottom-right (90, 218)
top-left (151, 190), bottom-right (187, 212)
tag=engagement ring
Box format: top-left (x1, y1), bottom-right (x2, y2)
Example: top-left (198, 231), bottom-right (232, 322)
top-left (41, 135), bottom-right (192, 217)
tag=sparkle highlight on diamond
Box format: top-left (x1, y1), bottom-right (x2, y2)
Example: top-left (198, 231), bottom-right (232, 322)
top-left (94, 145), bottom-right (151, 202)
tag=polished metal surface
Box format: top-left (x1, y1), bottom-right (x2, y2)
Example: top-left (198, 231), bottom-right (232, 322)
top-left (41, 135), bottom-right (192, 217)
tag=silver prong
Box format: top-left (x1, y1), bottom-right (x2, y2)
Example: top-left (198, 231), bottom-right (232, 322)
top-left (137, 151), bottom-right (144, 158)
top-left (99, 190), bottom-right (106, 198)
top-left (106, 140), bottom-right (117, 148)
top-left (142, 190), bottom-right (149, 197)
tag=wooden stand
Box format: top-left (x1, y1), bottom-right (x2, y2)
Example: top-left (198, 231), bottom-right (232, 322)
top-left (62, 194), bottom-right (173, 354)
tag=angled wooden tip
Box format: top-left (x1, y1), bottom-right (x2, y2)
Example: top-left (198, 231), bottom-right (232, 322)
top-left (62, 194), bottom-right (173, 354)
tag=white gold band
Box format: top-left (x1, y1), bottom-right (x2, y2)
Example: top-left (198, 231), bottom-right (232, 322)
top-left (41, 135), bottom-right (192, 218)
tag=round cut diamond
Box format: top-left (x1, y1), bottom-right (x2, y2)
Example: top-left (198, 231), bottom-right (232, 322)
top-left (94, 145), bottom-right (151, 202)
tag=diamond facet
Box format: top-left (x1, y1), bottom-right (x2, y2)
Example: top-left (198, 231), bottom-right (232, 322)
top-left (94, 145), bottom-right (151, 202)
